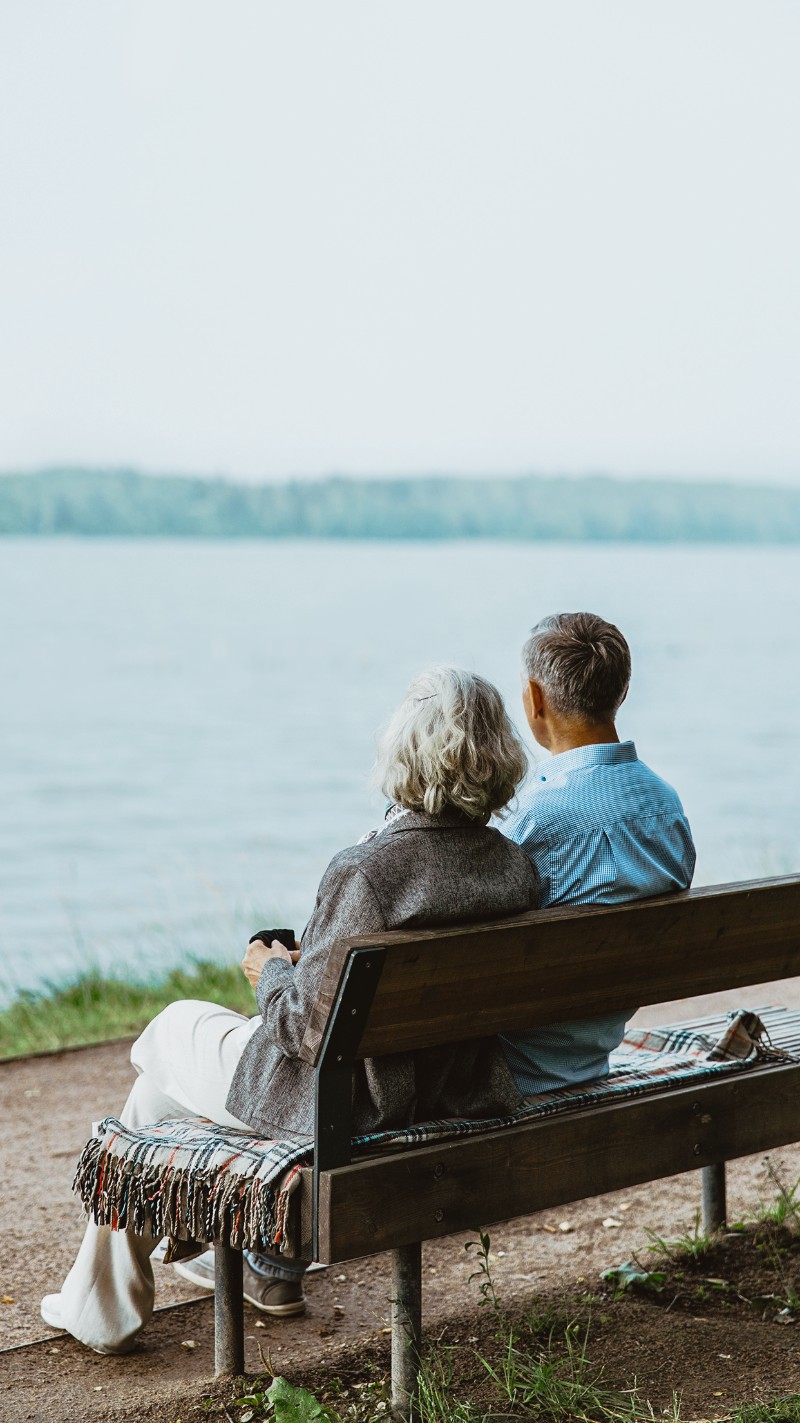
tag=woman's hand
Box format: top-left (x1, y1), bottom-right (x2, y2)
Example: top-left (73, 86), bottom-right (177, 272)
top-left (241, 938), bottom-right (293, 988)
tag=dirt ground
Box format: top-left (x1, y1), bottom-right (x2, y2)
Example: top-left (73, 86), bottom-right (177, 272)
top-left (4, 981), bottom-right (800, 1422)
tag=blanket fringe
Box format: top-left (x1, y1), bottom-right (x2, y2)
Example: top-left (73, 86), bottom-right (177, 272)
top-left (72, 1138), bottom-right (282, 1251)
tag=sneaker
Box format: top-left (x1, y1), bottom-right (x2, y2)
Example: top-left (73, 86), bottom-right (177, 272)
top-left (173, 1249), bottom-right (306, 1317)
top-left (173, 1249), bottom-right (216, 1293)
top-left (242, 1258), bottom-right (305, 1317)
top-left (40, 1294), bottom-right (115, 1355)
top-left (40, 1294), bottom-right (65, 1331)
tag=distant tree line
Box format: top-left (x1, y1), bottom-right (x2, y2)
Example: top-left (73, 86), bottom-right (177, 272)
top-left (1, 467), bottom-right (800, 541)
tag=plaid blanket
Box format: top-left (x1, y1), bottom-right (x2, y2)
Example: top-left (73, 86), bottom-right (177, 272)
top-left (73, 1007), bottom-right (800, 1253)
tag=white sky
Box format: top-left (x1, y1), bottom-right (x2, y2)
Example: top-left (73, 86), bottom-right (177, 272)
top-left (1, 2), bottom-right (799, 485)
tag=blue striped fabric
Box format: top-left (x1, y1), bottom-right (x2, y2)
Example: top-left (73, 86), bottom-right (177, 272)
top-left (499, 740), bottom-right (696, 1096)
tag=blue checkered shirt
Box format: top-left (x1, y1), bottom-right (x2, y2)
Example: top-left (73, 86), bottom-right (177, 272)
top-left (499, 740), bottom-right (696, 1096)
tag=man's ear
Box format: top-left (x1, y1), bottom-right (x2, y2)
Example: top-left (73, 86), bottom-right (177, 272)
top-left (528, 680), bottom-right (546, 719)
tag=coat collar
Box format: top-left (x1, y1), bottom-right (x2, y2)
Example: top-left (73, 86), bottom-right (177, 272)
top-left (382, 805), bottom-right (484, 835)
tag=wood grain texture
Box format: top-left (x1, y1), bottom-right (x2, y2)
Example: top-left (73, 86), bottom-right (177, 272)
top-left (308, 1060), bottom-right (800, 1262)
top-left (300, 876), bottom-right (800, 1064)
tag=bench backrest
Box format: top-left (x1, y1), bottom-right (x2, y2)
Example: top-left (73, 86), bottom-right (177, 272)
top-left (303, 875), bottom-right (800, 1066)
top-left (306, 873), bottom-right (800, 1252)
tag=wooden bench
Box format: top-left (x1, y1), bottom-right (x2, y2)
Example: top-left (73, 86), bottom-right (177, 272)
top-left (202, 874), bottom-right (800, 1415)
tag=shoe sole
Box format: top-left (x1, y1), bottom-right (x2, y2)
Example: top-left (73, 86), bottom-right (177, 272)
top-left (243, 1289), bottom-right (306, 1317)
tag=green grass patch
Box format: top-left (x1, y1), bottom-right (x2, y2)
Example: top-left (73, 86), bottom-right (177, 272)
top-left (644, 1211), bottom-right (716, 1262)
top-left (733, 1401), bottom-right (800, 1423)
top-left (0, 960), bottom-right (257, 1060)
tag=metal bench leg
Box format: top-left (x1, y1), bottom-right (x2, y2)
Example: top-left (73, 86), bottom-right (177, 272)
top-left (701, 1162), bottom-right (727, 1233)
top-left (214, 1243), bottom-right (244, 1376)
top-left (391, 1242), bottom-right (422, 1420)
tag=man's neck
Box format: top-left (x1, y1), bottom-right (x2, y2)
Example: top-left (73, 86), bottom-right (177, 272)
top-left (544, 721), bottom-right (620, 757)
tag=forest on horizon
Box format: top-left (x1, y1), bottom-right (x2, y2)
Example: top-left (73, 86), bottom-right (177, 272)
top-left (2, 467), bottom-right (800, 542)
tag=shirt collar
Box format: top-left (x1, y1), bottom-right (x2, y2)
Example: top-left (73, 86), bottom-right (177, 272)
top-left (533, 739), bottom-right (638, 783)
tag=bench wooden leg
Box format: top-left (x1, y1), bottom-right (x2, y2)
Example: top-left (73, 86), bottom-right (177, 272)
top-left (701, 1161), bottom-right (727, 1233)
top-left (214, 1243), bottom-right (245, 1376)
top-left (391, 1242), bottom-right (422, 1420)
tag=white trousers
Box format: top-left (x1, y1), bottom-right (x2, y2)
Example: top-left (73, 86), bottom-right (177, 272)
top-left (57, 999), bottom-right (261, 1353)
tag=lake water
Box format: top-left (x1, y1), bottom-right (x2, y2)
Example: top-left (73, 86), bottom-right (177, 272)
top-left (1, 538), bottom-right (798, 1002)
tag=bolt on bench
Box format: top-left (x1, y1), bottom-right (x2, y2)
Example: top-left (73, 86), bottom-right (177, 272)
top-left (78, 875), bottom-right (800, 1419)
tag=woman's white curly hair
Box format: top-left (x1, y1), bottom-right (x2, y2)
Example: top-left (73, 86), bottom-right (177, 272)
top-left (374, 666), bottom-right (528, 822)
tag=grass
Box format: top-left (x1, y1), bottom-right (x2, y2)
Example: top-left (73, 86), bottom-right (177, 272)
top-left (753, 1160), bottom-right (800, 1232)
top-left (207, 1238), bottom-right (690, 1423)
top-left (215, 1285), bottom-right (800, 1423)
top-left (212, 1212), bottom-right (800, 1423)
top-left (733, 1401), bottom-right (800, 1423)
top-left (0, 959), bottom-right (257, 1059)
top-left (644, 1211), bottom-right (716, 1262)
top-left (743, 1160), bottom-right (800, 1318)
top-left (215, 1314), bottom-right (686, 1423)
top-left (478, 1317), bottom-right (663, 1423)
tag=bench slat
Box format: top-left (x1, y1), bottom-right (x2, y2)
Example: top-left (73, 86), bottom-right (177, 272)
top-left (310, 1059), bottom-right (800, 1262)
top-left (300, 876), bottom-right (800, 1064)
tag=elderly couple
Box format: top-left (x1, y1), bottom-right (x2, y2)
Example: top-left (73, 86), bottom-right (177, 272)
top-left (43, 610), bottom-right (695, 1353)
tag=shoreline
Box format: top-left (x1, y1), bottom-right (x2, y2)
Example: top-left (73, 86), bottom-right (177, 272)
top-left (0, 959), bottom-right (255, 1061)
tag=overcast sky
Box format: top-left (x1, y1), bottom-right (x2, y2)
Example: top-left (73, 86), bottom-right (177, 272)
top-left (1, 2), bottom-right (799, 485)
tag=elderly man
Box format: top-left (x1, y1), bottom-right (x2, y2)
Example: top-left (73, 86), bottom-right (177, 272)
top-left (498, 609), bottom-right (696, 1094)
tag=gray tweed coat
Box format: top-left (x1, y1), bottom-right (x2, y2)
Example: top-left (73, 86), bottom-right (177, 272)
top-left (226, 808), bottom-right (538, 1140)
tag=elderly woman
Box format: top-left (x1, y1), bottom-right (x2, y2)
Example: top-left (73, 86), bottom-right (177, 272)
top-left (42, 666), bottom-right (537, 1353)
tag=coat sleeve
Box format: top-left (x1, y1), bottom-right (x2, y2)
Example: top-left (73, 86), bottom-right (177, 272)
top-left (254, 857), bottom-right (386, 1059)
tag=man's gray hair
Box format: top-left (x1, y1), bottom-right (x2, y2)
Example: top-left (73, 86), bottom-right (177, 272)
top-left (375, 666), bottom-right (528, 822)
top-left (522, 612), bottom-right (631, 723)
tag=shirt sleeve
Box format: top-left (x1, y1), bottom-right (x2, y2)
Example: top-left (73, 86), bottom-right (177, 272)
top-left (255, 857), bottom-right (386, 1059)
